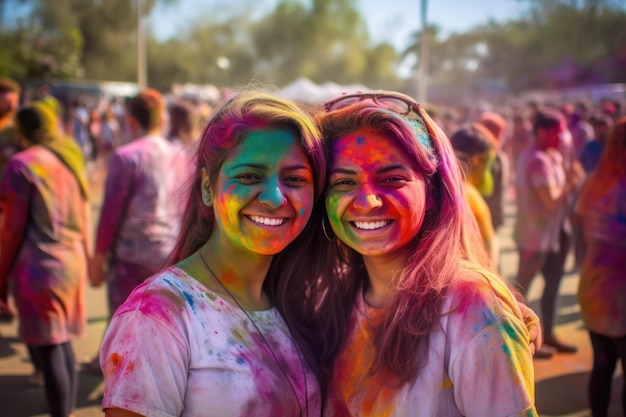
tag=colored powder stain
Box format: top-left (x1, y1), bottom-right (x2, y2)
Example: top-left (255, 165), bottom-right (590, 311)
top-left (441, 375), bottom-right (453, 389)
top-left (356, 135), bottom-right (366, 146)
top-left (183, 291), bottom-right (195, 311)
top-left (32, 164), bottom-right (46, 178)
top-left (208, 349), bottom-right (213, 355)
top-left (231, 328), bottom-right (247, 344)
top-left (220, 269), bottom-right (244, 295)
top-left (501, 320), bottom-right (518, 340)
top-left (502, 343), bottom-right (512, 358)
top-left (110, 352), bottom-right (123, 367)
top-left (236, 357), bottom-right (245, 365)
top-left (481, 309), bottom-right (496, 326)
top-left (299, 207), bottom-right (305, 217)
top-left (124, 362), bottom-right (135, 378)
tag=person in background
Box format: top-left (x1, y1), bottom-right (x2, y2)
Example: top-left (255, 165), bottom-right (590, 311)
top-left (477, 111), bottom-right (510, 233)
top-left (450, 123), bottom-right (500, 267)
top-left (100, 91), bottom-right (326, 417)
top-left (0, 77), bottom-right (21, 180)
top-left (580, 112), bottom-right (612, 174)
top-left (566, 101), bottom-right (594, 158)
top-left (514, 109), bottom-right (584, 359)
top-left (0, 103), bottom-right (91, 417)
top-left (82, 88), bottom-right (188, 374)
top-left (506, 111), bottom-right (534, 186)
top-left (575, 116), bottom-right (626, 417)
top-left (97, 105), bottom-right (122, 164)
top-left (313, 92), bottom-right (537, 416)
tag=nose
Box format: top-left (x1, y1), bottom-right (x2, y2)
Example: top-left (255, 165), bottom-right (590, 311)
top-left (353, 185), bottom-right (383, 212)
top-left (258, 175), bottom-right (287, 208)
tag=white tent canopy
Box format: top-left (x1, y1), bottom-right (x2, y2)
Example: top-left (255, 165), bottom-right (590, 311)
top-left (280, 77), bottom-right (372, 105)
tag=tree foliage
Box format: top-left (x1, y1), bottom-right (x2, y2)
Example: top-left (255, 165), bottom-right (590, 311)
top-left (1, 0), bottom-right (625, 98)
top-left (401, 0), bottom-right (626, 99)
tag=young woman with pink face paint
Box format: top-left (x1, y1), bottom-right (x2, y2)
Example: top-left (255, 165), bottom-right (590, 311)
top-left (100, 92), bottom-right (328, 417)
top-left (312, 92), bottom-right (538, 417)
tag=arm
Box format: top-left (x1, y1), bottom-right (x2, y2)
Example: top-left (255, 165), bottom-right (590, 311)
top-left (0, 161), bottom-right (30, 309)
top-left (532, 157), bottom-right (584, 212)
top-left (90, 153), bottom-right (133, 287)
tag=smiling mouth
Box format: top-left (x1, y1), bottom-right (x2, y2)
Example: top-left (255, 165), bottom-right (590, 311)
top-left (352, 220), bottom-right (392, 230)
top-left (248, 215), bottom-right (288, 227)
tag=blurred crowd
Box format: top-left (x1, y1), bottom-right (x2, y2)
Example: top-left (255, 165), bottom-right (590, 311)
top-left (0, 76), bottom-right (624, 417)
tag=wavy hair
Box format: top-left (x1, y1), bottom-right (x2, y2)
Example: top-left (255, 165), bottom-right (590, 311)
top-left (167, 90), bottom-right (328, 388)
top-left (313, 99), bottom-right (493, 385)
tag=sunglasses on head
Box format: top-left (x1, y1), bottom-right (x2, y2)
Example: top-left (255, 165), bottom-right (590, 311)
top-left (323, 92), bottom-right (422, 117)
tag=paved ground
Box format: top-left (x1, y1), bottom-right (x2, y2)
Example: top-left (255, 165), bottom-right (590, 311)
top-left (0, 167), bottom-right (622, 416)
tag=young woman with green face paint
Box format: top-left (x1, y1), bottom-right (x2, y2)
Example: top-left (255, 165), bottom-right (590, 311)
top-left (99, 92), bottom-right (328, 417)
top-left (311, 92), bottom-right (539, 417)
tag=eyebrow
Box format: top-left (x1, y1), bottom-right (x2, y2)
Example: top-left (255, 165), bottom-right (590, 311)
top-left (329, 164), bottom-right (409, 175)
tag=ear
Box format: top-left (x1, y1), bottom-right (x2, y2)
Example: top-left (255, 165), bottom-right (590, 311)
top-left (200, 167), bottom-right (213, 207)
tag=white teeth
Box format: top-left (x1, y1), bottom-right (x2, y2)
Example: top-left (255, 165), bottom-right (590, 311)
top-left (249, 216), bottom-right (287, 226)
top-left (353, 220), bottom-right (391, 230)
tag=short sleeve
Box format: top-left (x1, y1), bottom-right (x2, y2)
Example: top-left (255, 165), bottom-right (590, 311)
top-left (450, 316), bottom-right (536, 417)
top-left (100, 305), bottom-right (189, 417)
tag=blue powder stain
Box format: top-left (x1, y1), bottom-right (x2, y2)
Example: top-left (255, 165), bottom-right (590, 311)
top-left (356, 135), bottom-right (366, 146)
top-left (299, 208), bottom-right (304, 216)
top-left (482, 310), bottom-right (496, 326)
top-left (236, 357), bottom-right (245, 365)
top-left (183, 291), bottom-right (195, 310)
top-left (502, 343), bottom-right (512, 357)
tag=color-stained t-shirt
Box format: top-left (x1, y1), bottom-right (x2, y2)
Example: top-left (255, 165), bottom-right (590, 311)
top-left (95, 135), bottom-right (189, 268)
top-left (101, 267), bottom-right (321, 417)
top-left (326, 271), bottom-right (536, 417)
top-left (0, 146), bottom-right (88, 345)
top-left (514, 145), bottom-right (568, 252)
top-left (576, 176), bottom-right (626, 337)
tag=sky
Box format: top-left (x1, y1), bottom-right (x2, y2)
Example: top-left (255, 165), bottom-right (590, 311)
top-left (150, 0), bottom-right (532, 51)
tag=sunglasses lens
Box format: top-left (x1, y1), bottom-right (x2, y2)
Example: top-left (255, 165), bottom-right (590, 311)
top-left (326, 95), bottom-right (364, 111)
top-left (327, 95), bottom-right (413, 114)
top-left (376, 97), bottom-right (412, 115)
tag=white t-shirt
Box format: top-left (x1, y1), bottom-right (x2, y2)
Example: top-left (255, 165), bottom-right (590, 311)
top-left (101, 267), bottom-right (321, 417)
top-left (514, 145), bottom-right (568, 252)
top-left (326, 271), bottom-right (536, 417)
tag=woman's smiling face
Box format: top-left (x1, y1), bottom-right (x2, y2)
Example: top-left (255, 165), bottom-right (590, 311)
top-left (206, 128), bottom-right (315, 256)
top-left (325, 129), bottom-right (428, 259)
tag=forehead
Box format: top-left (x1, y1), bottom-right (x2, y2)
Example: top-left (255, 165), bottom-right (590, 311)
top-left (331, 129), bottom-right (407, 164)
top-left (225, 128), bottom-right (306, 164)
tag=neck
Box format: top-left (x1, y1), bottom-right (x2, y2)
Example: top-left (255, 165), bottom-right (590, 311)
top-left (361, 253), bottom-right (407, 308)
top-left (198, 238), bottom-right (273, 311)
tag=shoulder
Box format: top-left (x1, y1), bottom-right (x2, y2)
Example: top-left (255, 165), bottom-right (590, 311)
top-left (114, 267), bottom-right (201, 324)
top-left (446, 268), bottom-right (521, 332)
